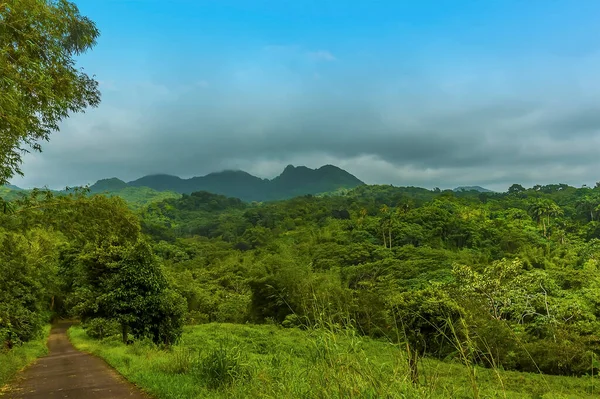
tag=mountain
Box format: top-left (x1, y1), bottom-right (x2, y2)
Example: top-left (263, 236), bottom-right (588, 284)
top-left (90, 178), bottom-right (128, 193)
top-left (4, 184), bottom-right (23, 190)
top-left (270, 165), bottom-right (364, 199)
top-left (116, 164), bottom-right (364, 202)
top-left (453, 186), bottom-right (493, 193)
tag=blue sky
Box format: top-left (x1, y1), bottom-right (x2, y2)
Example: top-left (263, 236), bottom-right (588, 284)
top-left (16, 0), bottom-right (600, 190)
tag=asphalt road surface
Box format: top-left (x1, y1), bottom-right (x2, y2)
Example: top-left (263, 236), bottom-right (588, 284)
top-left (3, 321), bottom-right (149, 399)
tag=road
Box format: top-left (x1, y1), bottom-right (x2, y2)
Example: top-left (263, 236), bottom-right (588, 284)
top-left (2, 321), bottom-right (149, 399)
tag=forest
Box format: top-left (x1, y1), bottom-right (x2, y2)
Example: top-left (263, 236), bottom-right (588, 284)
top-left (3, 180), bottom-right (600, 397)
top-left (2, 1), bottom-right (600, 397)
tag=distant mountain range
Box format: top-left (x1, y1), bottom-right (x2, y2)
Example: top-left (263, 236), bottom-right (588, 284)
top-left (2, 165), bottom-right (497, 203)
top-left (90, 164), bottom-right (365, 202)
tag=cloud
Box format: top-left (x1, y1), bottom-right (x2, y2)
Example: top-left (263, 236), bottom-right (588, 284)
top-left (308, 50), bottom-right (336, 62)
top-left (11, 48), bottom-right (600, 192)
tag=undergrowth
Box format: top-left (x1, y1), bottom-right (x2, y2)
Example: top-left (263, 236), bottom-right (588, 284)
top-left (68, 323), bottom-right (596, 399)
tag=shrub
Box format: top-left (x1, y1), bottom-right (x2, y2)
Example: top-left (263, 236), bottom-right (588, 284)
top-left (82, 318), bottom-right (120, 339)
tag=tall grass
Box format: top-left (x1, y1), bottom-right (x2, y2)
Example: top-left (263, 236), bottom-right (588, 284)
top-left (0, 325), bottom-right (50, 390)
top-left (195, 344), bottom-right (250, 389)
top-left (69, 322), bottom-right (596, 399)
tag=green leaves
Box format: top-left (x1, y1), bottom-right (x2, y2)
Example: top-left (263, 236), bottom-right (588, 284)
top-left (64, 237), bottom-right (186, 345)
top-left (0, 0), bottom-right (100, 184)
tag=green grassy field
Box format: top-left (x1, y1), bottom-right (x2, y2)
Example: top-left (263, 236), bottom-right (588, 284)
top-left (68, 323), bottom-right (596, 399)
top-left (0, 325), bottom-right (50, 391)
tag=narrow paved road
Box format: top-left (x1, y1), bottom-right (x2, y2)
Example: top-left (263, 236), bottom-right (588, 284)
top-left (3, 321), bottom-right (149, 399)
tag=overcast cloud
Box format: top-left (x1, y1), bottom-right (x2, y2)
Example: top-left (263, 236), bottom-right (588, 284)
top-left (11, 2), bottom-right (600, 192)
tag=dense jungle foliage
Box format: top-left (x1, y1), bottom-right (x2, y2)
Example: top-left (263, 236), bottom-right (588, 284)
top-left (4, 181), bottom-right (600, 383)
top-left (138, 183), bottom-right (600, 377)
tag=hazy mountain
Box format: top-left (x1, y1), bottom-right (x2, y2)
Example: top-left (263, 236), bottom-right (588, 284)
top-left (453, 186), bottom-right (493, 193)
top-left (118, 164), bottom-right (364, 202)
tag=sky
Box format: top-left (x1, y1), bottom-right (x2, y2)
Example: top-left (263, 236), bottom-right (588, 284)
top-left (13, 0), bottom-right (600, 191)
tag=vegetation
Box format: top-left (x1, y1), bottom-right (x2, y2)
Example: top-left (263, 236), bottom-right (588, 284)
top-left (0, 325), bottom-right (50, 389)
top-left (69, 323), bottom-right (597, 399)
top-left (4, 174), bottom-right (600, 396)
top-left (2, 3), bottom-right (600, 397)
top-left (92, 186), bottom-right (181, 210)
top-left (0, 0), bottom-right (100, 185)
top-left (1, 188), bottom-right (186, 351)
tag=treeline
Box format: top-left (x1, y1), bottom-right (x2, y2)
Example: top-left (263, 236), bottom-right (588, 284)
top-left (0, 189), bottom-right (185, 350)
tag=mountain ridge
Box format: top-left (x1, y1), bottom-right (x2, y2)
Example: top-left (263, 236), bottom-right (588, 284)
top-left (92, 164), bottom-right (365, 202)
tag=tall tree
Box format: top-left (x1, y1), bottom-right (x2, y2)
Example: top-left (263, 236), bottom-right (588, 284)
top-left (64, 239), bottom-right (187, 345)
top-left (529, 199), bottom-right (563, 237)
top-left (0, 0), bottom-right (100, 185)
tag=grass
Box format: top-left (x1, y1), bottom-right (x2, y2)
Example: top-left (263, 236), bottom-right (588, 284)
top-left (68, 323), bottom-right (596, 399)
top-left (0, 325), bottom-right (51, 391)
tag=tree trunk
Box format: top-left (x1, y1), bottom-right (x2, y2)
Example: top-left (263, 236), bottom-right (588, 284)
top-left (542, 219), bottom-right (547, 237)
top-left (121, 323), bottom-right (129, 344)
top-left (389, 228), bottom-right (392, 249)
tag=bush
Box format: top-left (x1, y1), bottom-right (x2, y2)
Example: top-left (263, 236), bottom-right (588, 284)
top-left (151, 288), bottom-right (188, 345)
top-left (82, 318), bottom-right (120, 339)
top-left (519, 333), bottom-right (595, 375)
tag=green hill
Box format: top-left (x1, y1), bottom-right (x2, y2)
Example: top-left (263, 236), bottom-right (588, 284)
top-left (89, 177), bottom-right (128, 192)
top-left (0, 184), bottom-right (180, 211)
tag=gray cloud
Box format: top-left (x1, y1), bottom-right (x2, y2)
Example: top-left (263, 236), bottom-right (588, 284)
top-left (13, 50), bottom-right (600, 192)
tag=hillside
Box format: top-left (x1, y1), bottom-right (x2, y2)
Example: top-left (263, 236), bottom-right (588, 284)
top-left (0, 184), bottom-right (180, 211)
top-left (138, 182), bottom-right (600, 380)
top-left (123, 164), bottom-right (364, 202)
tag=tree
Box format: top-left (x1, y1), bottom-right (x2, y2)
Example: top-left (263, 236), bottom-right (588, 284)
top-left (508, 184), bottom-right (526, 195)
top-left (0, 228), bottom-right (62, 348)
top-left (528, 199), bottom-right (563, 237)
top-left (576, 195), bottom-right (600, 222)
top-left (0, 0), bottom-right (100, 185)
top-left (379, 204), bottom-right (391, 248)
top-left (387, 287), bottom-right (465, 385)
top-left (65, 239), bottom-right (186, 345)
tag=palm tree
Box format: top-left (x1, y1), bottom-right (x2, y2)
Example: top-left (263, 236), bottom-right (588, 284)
top-left (357, 208), bottom-right (368, 227)
top-left (380, 204), bottom-right (390, 248)
top-left (529, 199), bottom-right (563, 237)
top-left (576, 196), bottom-right (600, 222)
